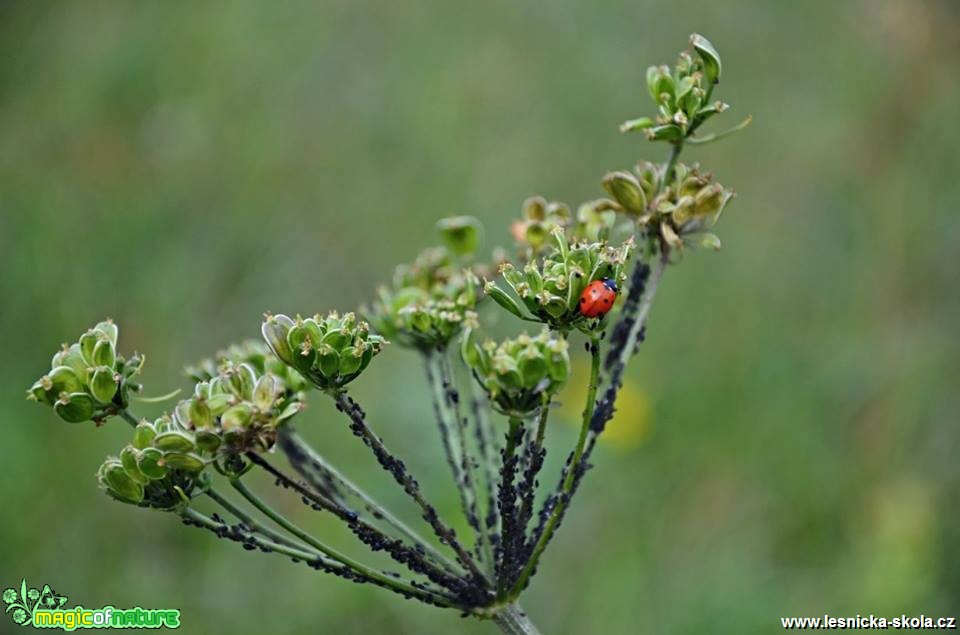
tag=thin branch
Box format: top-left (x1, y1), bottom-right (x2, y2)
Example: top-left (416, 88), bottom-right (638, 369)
top-left (245, 452), bottom-right (472, 597)
top-left (330, 391), bottom-right (492, 599)
top-left (228, 477), bottom-right (458, 606)
top-left (278, 428), bottom-right (464, 577)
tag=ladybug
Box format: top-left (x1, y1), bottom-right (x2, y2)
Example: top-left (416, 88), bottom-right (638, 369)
top-left (578, 278), bottom-right (618, 318)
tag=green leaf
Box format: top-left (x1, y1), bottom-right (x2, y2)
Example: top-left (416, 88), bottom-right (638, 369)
top-left (690, 33), bottom-right (721, 84)
top-left (619, 117), bottom-right (654, 133)
top-left (483, 282), bottom-right (527, 320)
top-left (645, 124), bottom-right (684, 142)
top-left (685, 232), bottom-right (722, 251)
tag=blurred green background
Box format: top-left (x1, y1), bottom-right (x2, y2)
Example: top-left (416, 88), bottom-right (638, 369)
top-left (2, 1), bottom-right (958, 633)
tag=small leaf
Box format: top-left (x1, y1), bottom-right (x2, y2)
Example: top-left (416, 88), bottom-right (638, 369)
top-left (690, 33), bottom-right (721, 84)
top-left (685, 233), bottom-right (722, 251)
top-left (619, 117), bottom-right (654, 133)
top-left (644, 124), bottom-right (684, 142)
top-left (484, 282), bottom-right (527, 320)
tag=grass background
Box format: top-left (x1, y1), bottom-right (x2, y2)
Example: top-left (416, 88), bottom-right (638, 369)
top-left (1, 1), bottom-right (958, 633)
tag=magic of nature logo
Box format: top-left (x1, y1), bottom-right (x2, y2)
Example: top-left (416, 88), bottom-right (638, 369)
top-left (3, 580), bottom-right (180, 630)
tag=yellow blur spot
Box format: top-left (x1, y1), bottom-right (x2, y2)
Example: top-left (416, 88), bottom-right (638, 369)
top-left (557, 359), bottom-right (653, 451)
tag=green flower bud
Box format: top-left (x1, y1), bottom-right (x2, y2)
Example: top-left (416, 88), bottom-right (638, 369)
top-left (153, 430), bottom-right (196, 453)
top-left (436, 216), bottom-right (482, 257)
top-left (120, 445), bottom-right (149, 485)
top-left (646, 65), bottom-right (674, 105)
top-left (221, 403), bottom-right (253, 429)
top-left (206, 392), bottom-right (234, 415)
top-left (133, 421), bottom-right (157, 449)
top-left (602, 171), bottom-right (647, 215)
top-left (26, 380), bottom-right (54, 406)
top-left (463, 329), bottom-right (569, 416)
top-left (54, 393), bottom-right (95, 423)
top-left (78, 331), bottom-right (98, 367)
top-left (252, 373), bottom-right (281, 411)
top-left (47, 366), bottom-right (83, 395)
top-left (492, 229), bottom-right (633, 334)
top-left (195, 429), bottom-right (222, 453)
top-left (261, 313), bottom-right (296, 365)
top-left (685, 232), bottom-right (722, 251)
top-left (188, 397), bottom-right (213, 429)
top-left (269, 312), bottom-right (386, 390)
top-left (52, 344), bottom-right (88, 383)
top-left (93, 320), bottom-right (118, 348)
top-left (99, 459), bottom-right (144, 504)
top-left (30, 319), bottom-right (141, 424)
top-left (137, 447), bottom-right (168, 480)
top-left (159, 452), bottom-right (205, 473)
top-left (91, 338), bottom-right (116, 368)
top-left (89, 366), bottom-right (119, 404)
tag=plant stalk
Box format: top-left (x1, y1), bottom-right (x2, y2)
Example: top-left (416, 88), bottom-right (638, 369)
top-left (507, 335), bottom-right (600, 597)
top-left (229, 477), bottom-right (455, 606)
top-left (491, 603), bottom-right (542, 635)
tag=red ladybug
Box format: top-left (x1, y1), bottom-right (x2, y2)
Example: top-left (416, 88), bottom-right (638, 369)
top-left (578, 278), bottom-right (618, 318)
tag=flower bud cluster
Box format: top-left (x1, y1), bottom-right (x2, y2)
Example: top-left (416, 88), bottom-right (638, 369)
top-left (27, 320), bottom-right (144, 423)
top-left (461, 328), bottom-right (570, 417)
top-left (365, 247), bottom-right (479, 350)
top-left (485, 228), bottom-right (634, 333)
top-left (263, 312), bottom-right (386, 391)
top-left (97, 361), bottom-right (304, 506)
top-left (619, 33), bottom-right (725, 141)
top-left (185, 339), bottom-right (309, 397)
top-left (603, 161), bottom-right (733, 252)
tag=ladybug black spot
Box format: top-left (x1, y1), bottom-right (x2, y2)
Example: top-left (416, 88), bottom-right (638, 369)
top-left (603, 298), bottom-right (610, 304)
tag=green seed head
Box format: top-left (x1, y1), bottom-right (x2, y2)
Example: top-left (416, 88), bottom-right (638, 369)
top-left (28, 320), bottom-right (143, 424)
top-left (462, 328), bottom-right (570, 417)
top-left (365, 246), bottom-right (480, 351)
top-left (263, 312), bottom-right (387, 390)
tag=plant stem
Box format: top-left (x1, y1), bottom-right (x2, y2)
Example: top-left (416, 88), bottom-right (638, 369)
top-left (608, 250), bottom-right (667, 381)
top-left (118, 410), bottom-right (139, 428)
top-left (278, 428), bottom-right (464, 576)
top-left (496, 416), bottom-right (525, 600)
top-left (425, 353), bottom-right (481, 543)
top-left (204, 485), bottom-right (314, 554)
top-left (466, 374), bottom-right (499, 533)
top-left (515, 399), bottom-right (550, 540)
top-left (331, 391), bottom-right (490, 588)
top-left (181, 507), bottom-right (323, 563)
top-left (509, 335), bottom-right (600, 597)
top-left (229, 477), bottom-right (455, 607)
top-left (491, 603), bottom-right (542, 635)
top-left (662, 140), bottom-right (682, 189)
top-left (431, 350), bottom-right (492, 572)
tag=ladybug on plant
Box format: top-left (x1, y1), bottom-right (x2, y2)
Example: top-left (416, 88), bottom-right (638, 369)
top-left (578, 278), bottom-right (618, 318)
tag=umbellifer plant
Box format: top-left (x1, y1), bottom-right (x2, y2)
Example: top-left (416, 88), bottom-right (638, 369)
top-left (27, 34), bottom-right (748, 634)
